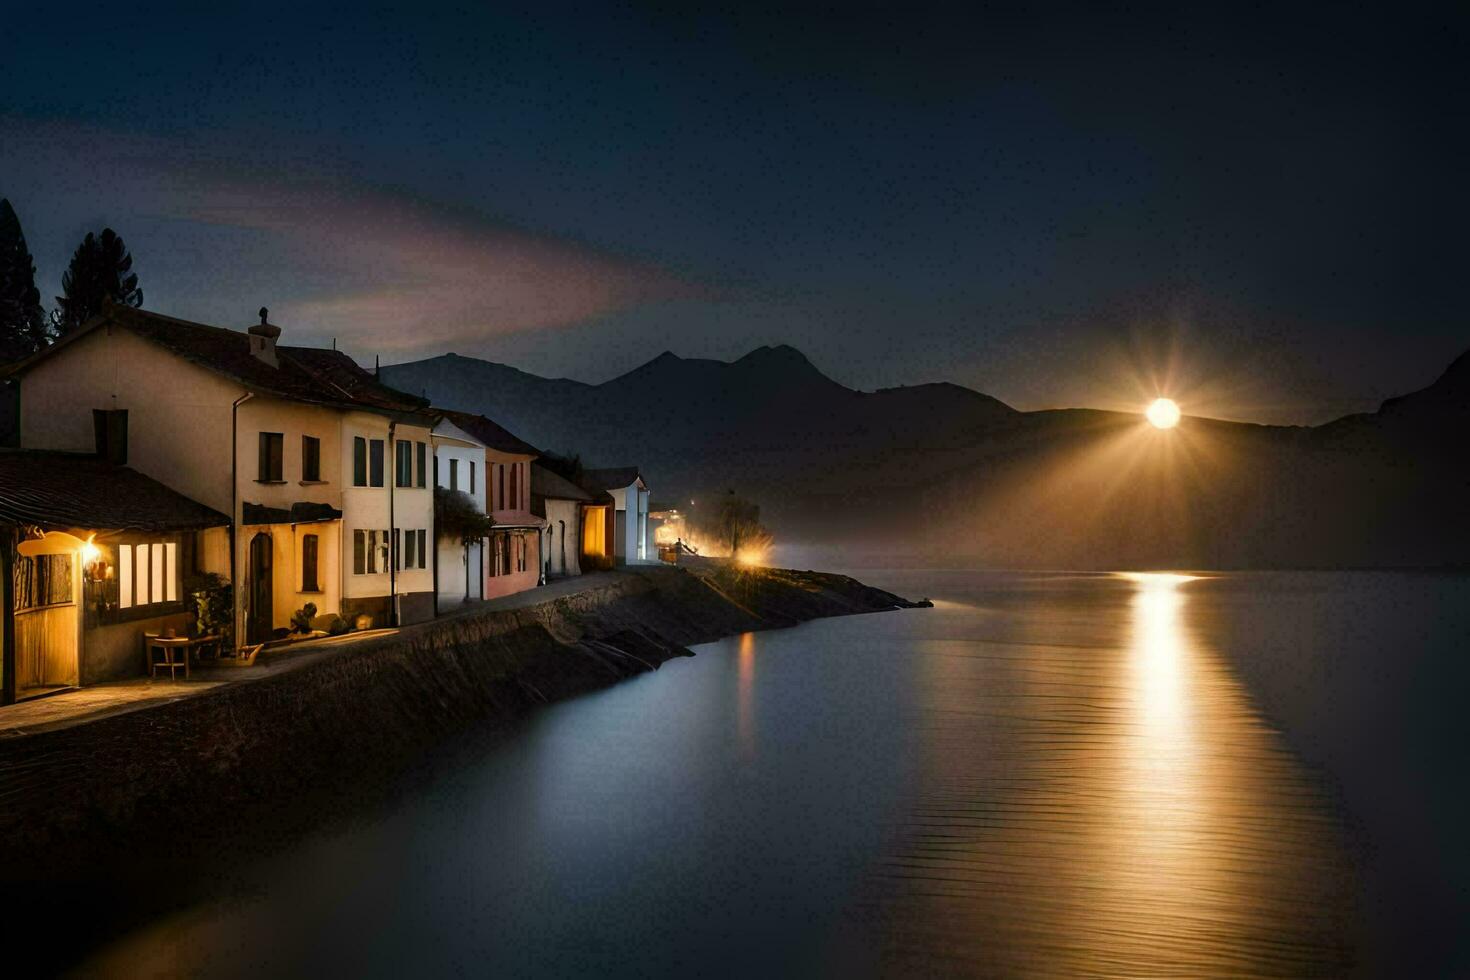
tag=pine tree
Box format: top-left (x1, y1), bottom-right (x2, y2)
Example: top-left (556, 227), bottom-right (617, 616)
top-left (53, 227), bottom-right (143, 336)
top-left (0, 198), bottom-right (49, 363)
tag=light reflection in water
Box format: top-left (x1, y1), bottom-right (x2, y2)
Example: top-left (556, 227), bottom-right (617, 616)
top-left (737, 631), bottom-right (756, 760)
top-left (863, 570), bottom-right (1357, 977)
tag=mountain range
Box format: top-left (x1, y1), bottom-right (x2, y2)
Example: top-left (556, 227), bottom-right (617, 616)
top-left (381, 345), bottom-right (1470, 569)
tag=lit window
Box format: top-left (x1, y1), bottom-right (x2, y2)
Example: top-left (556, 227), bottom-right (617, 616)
top-left (136, 544), bottom-right (150, 605)
top-left (119, 544), bottom-right (133, 609)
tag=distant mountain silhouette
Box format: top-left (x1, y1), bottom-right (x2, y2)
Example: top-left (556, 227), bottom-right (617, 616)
top-left (382, 345), bottom-right (1469, 569)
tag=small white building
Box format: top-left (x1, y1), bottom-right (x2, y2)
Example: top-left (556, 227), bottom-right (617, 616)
top-left (531, 463), bottom-right (593, 578)
top-left (430, 414), bottom-right (487, 608)
top-left (578, 468), bottom-right (650, 565)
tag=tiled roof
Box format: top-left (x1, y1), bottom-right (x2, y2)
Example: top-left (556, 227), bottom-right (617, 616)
top-left (7, 303), bottom-right (435, 422)
top-left (436, 409), bottom-right (540, 456)
top-left (0, 450), bottom-right (229, 532)
top-left (579, 466), bottom-right (644, 492)
top-left (530, 463), bottom-right (592, 501)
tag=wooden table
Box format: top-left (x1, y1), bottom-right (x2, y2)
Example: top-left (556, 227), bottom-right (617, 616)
top-left (143, 634), bottom-right (222, 680)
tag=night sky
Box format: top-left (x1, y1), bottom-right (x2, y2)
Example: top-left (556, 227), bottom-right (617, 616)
top-left (2, 4), bottom-right (1464, 423)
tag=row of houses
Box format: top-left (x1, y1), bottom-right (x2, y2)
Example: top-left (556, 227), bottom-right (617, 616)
top-left (0, 303), bottom-right (651, 705)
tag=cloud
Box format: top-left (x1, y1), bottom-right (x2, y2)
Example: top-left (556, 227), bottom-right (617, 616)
top-left (0, 116), bottom-right (697, 355)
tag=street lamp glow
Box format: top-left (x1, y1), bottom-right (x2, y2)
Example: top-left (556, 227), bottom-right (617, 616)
top-left (1146, 398), bottom-right (1181, 429)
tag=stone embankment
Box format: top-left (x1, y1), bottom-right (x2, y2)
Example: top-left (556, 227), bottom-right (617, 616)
top-left (0, 563), bottom-right (924, 875)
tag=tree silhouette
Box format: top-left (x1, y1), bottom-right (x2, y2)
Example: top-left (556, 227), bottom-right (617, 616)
top-left (715, 490), bottom-right (765, 555)
top-left (0, 199), bottom-right (49, 363)
top-left (53, 227), bottom-right (142, 336)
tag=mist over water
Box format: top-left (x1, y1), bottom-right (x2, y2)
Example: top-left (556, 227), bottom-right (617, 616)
top-left (68, 570), bottom-right (1469, 977)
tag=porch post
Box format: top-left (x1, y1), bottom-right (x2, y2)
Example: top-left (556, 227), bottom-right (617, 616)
top-left (1, 526), bottom-right (16, 706)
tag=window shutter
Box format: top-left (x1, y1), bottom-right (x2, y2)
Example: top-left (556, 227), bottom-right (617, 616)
top-left (354, 437), bottom-right (367, 486)
top-left (370, 440), bottom-right (384, 487)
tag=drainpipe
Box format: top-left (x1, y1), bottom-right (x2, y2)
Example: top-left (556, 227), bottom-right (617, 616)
top-left (388, 419), bottom-right (397, 627)
top-left (431, 448), bottom-right (439, 618)
top-left (230, 391), bottom-right (253, 648)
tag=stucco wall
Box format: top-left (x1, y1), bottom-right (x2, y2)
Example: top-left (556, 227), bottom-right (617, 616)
top-left (339, 413), bottom-right (434, 613)
top-left (543, 499), bottom-right (581, 577)
top-left (437, 539), bottom-right (485, 605)
top-left (239, 520), bottom-right (342, 634)
top-left (483, 533), bottom-right (539, 599)
top-left (19, 325), bottom-right (238, 514)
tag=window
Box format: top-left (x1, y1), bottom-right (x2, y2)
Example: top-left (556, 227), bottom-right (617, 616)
top-left (470, 461), bottom-right (476, 495)
top-left (417, 529), bottom-right (427, 569)
top-left (516, 533), bottom-right (527, 572)
top-left (510, 464), bottom-right (519, 511)
top-left (396, 441), bottom-right (413, 487)
top-left (393, 528), bottom-right (402, 570)
top-left (369, 439), bottom-right (384, 487)
top-left (353, 530), bottom-right (389, 574)
top-left (353, 437), bottom-right (367, 486)
top-left (258, 432), bottom-right (284, 482)
top-left (302, 436), bottom-right (321, 482)
top-left (92, 409), bottom-right (128, 465)
top-left (302, 534), bottom-right (320, 591)
top-left (116, 541), bottom-right (178, 609)
top-left (449, 458), bottom-right (459, 492)
top-left (416, 442), bottom-right (427, 488)
top-left (498, 465), bottom-right (506, 511)
top-left (404, 528), bottom-right (416, 569)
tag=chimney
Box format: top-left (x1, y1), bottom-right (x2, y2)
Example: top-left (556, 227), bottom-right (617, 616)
top-left (248, 306), bottom-right (281, 367)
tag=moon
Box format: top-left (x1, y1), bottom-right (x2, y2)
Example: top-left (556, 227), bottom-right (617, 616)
top-left (1146, 397), bottom-right (1181, 429)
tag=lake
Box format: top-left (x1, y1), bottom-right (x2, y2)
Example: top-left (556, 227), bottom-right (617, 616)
top-left (65, 570), bottom-right (1470, 976)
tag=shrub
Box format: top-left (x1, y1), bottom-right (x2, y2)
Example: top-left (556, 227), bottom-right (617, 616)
top-left (184, 572), bottom-right (233, 647)
top-left (289, 602), bottom-right (318, 634)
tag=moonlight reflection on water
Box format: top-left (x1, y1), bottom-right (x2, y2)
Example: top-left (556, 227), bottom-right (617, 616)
top-left (861, 571), bottom-right (1357, 977)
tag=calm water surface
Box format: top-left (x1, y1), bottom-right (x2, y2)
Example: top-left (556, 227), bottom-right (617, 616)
top-left (71, 571), bottom-right (1470, 977)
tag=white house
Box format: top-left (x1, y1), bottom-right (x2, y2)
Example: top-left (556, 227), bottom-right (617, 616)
top-left (430, 413), bottom-right (487, 608)
top-left (578, 468), bottom-right (650, 565)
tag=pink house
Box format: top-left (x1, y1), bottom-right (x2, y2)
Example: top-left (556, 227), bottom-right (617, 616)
top-left (435, 411), bottom-right (544, 600)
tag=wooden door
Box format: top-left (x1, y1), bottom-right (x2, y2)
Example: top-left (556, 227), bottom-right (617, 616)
top-left (247, 533), bottom-right (273, 644)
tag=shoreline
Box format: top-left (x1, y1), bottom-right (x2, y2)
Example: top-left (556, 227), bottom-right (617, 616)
top-left (0, 563), bottom-right (925, 878)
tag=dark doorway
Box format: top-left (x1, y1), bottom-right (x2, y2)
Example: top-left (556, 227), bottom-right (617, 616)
top-left (247, 532), bottom-right (273, 644)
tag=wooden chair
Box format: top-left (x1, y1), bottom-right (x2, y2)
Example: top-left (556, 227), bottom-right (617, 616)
top-left (145, 633), bottom-right (191, 680)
